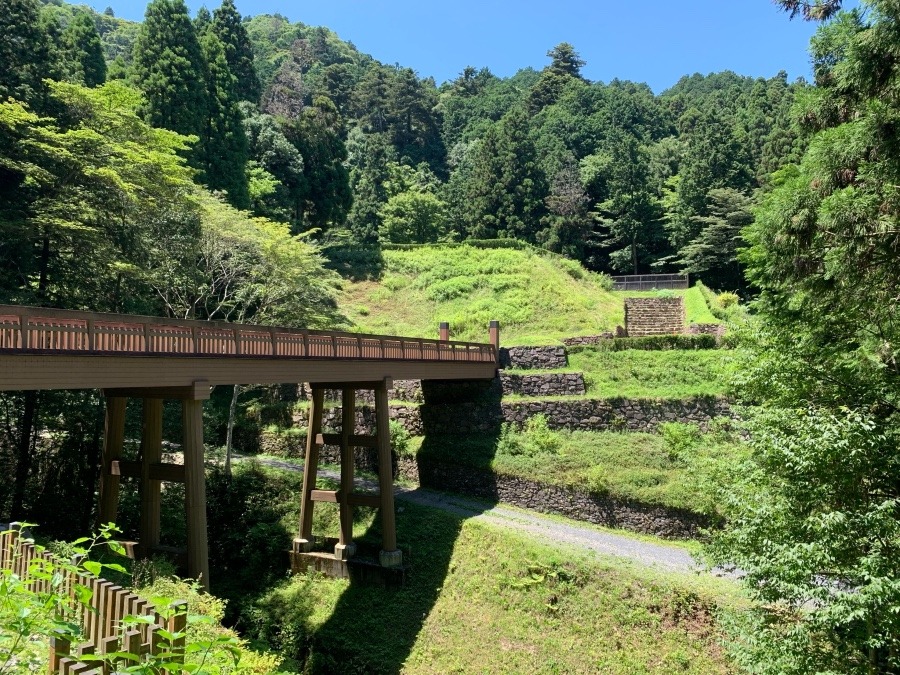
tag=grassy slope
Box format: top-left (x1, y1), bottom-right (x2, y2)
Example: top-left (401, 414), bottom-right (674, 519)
top-left (342, 245), bottom-right (723, 345)
top-left (568, 348), bottom-right (734, 399)
top-left (342, 245), bottom-right (622, 344)
top-left (249, 467), bottom-right (740, 674)
top-left (413, 423), bottom-right (744, 515)
top-left (504, 348), bottom-right (734, 399)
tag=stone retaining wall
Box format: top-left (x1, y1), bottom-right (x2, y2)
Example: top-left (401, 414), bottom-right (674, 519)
top-left (561, 333), bottom-right (614, 346)
top-left (397, 457), bottom-right (709, 539)
top-left (624, 297), bottom-right (685, 336)
top-left (419, 397), bottom-right (732, 434)
top-left (300, 380), bottom-right (423, 403)
top-left (291, 404), bottom-right (424, 436)
top-left (500, 372), bottom-right (586, 397)
top-left (688, 323), bottom-right (726, 341)
top-left (499, 346), bottom-right (567, 370)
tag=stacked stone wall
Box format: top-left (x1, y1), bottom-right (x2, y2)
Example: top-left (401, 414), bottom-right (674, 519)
top-left (418, 396), bottom-right (732, 435)
top-left (499, 346), bottom-right (567, 369)
top-left (397, 458), bottom-right (709, 539)
top-left (688, 323), bottom-right (726, 341)
top-left (499, 372), bottom-right (586, 397)
top-left (624, 297), bottom-right (685, 336)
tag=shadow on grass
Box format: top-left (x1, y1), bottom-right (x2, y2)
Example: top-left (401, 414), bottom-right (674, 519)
top-left (302, 379), bottom-right (503, 673)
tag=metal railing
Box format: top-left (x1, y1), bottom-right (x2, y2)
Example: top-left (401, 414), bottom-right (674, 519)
top-left (611, 274), bottom-right (689, 291)
top-left (0, 305), bottom-right (496, 363)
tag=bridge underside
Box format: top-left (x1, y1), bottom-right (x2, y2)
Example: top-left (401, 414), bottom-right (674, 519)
top-left (4, 356), bottom-right (494, 590)
top-left (0, 354), bottom-right (497, 391)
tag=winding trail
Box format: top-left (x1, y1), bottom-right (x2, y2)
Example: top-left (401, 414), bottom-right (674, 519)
top-left (250, 456), bottom-right (703, 573)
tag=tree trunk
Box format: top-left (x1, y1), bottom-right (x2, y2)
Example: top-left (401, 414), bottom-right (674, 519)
top-left (631, 233), bottom-right (638, 275)
top-left (11, 392), bottom-right (39, 519)
top-left (37, 232), bottom-right (50, 298)
top-left (224, 384), bottom-right (241, 477)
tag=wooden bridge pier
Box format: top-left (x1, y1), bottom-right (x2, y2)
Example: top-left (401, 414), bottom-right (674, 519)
top-left (293, 377), bottom-right (402, 568)
top-left (97, 381), bottom-right (211, 589)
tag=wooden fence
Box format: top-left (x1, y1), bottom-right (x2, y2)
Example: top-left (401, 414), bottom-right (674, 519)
top-left (0, 527), bottom-right (186, 674)
top-left (0, 305), bottom-right (496, 364)
top-left (611, 273), bottom-right (689, 291)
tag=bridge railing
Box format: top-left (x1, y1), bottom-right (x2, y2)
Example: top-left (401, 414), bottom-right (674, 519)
top-left (0, 305), bottom-right (496, 363)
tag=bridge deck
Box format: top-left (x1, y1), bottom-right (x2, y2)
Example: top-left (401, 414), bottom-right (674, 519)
top-left (0, 305), bottom-right (497, 391)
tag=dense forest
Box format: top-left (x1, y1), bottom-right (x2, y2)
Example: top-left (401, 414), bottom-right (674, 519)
top-left (4, 0), bottom-right (808, 301)
top-left (3, 0), bottom-right (900, 672)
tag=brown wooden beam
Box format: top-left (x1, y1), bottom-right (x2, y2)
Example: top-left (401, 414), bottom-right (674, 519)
top-left (0, 354), bottom-right (496, 392)
top-left (182, 398), bottom-right (209, 589)
top-left (310, 378), bottom-right (393, 391)
top-left (139, 398), bottom-right (163, 553)
top-left (347, 493), bottom-right (381, 508)
top-left (317, 433), bottom-right (378, 448)
top-left (296, 388), bottom-right (324, 552)
top-left (97, 397), bottom-right (126, 528)
top-left (310, 489), bottom-right (339, 503)
top-left (374, 384), bottom-right (399, 564)
top-left (102, 381), bottom-right (210, 401)
top-left (338, 388), bottom-right (355, 551)
top-left (109, 460), bottom-right (185, 483)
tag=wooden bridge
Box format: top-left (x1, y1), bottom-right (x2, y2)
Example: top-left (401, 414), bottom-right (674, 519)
top-left (0, 306), bottom-right (499, 587)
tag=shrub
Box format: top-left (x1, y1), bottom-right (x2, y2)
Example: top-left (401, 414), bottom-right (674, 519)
top-left (497, 415), bottom-right (561, 457)
top-left (390, 420), bottom-right (412, 457)
top-left (717, 291), bottom-right (739, 308)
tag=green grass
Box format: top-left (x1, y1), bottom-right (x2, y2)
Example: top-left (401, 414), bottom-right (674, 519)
top-left (341, 244), bottom-right (622, 344)
top-left (246, 486), bottom-right (741, 673)
top-left (414, 421), bottom-right (745, 516)
top-left (566, 348), bottom-right (734, 399)
top-left (504, 348), bottom-right (733, 399)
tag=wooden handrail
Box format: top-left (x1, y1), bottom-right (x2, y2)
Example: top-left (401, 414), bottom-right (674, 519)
top-left (0, 305), bottom-right (497, 363)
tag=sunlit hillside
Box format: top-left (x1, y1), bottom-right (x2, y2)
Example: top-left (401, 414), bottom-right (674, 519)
top-left (342, 244), bottom-right (719, 345)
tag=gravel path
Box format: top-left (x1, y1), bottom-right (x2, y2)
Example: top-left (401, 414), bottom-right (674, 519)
top-left (247, 456), bottom-right (702, 573)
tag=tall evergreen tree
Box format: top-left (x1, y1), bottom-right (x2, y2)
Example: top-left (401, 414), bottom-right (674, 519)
top-left (0, 0), bottom-right (55, 104)
top-left (466, 107), bottom-right (547, 241)
top-left (212, 0), bottom-right (260, 103)
top-left (61, 12), bottom-right (106, 87)
top-left (198, 27), bottom-right (250, 208)
top-left (132, 0), bottom-right (207, 139)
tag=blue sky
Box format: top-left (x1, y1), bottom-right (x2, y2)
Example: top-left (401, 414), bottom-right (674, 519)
top-left (95, 0), bottom-right (835, 92)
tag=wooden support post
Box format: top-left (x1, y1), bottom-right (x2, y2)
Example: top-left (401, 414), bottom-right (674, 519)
top-left (335, 388), bottom-right (356, 560)
top-left (139, 398), bottom-right (163, 557)
top-left (374, 379), bottom-right (401, 567)
top-left (489, 320), bottom-right (500, 358)
top-left (181, 396), bottom-right (209, 589)
top-left (439, 322), bottom-right (449, 341)
top-left (295, 388), bottom-right (324, 552)
top-left (98, 397), bottom-right (126, 528)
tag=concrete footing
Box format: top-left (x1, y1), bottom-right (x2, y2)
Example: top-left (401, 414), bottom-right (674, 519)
top-left (290, 549), bottom-right (406, 586)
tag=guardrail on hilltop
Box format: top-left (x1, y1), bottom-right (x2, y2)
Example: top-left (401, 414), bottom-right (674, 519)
top-left (611, 273), bottom-right (689, 291)
top-left (0, 305), bottom-right (496, 363)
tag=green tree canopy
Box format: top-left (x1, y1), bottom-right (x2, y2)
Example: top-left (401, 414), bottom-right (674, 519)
top-left (132, 0), bottom-right (208, 138)
top-left (61, 12), bottom-right (106, 87)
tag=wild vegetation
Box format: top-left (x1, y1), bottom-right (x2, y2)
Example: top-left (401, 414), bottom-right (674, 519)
top-left (1, 0), bottom-right (898, 672)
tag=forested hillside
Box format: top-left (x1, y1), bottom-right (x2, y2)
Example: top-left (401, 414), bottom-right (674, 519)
top-left (5, 0), bottom-right (808, 299)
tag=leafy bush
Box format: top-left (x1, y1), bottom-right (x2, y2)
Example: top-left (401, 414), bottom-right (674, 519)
top-left (497, 415), bottom-right (561, 457)
top-left (717, 291), bottom-right (739, 308)
top-left (660, 422), bottom-right (704, 461)
top-left (390, 420), bottom-right (412, 457)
